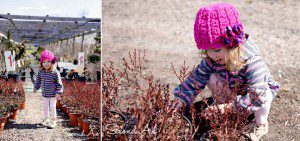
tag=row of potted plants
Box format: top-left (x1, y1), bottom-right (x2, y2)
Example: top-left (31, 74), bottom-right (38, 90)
top-left (58, 80), bottom-right (100, 140)
top-left (0, 77), bottom-right (26, 134)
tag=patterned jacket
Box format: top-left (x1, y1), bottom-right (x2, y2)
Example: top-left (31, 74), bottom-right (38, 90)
top-left (174, 38), bottom-right (279, 112)
top-left (34, 68), bottom-right (63, 98)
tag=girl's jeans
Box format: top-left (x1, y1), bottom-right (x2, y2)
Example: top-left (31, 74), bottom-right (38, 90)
top-left (42, 97), bottom-right (57, 119)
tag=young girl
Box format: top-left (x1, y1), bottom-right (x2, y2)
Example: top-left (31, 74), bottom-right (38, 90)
top-left (34, 50), bottom-right (63, 129)
top-left (174, 3), bottom-right (279, 140)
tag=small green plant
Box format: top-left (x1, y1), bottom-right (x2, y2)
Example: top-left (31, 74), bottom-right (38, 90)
top-left (35, 46), bottom-right (45, 60)
top-left (5, 30), bottom-right (15, 51)
top-left (94, 35), bottom-right (101, 45)
top-left (88, 54), bottom-right (100, 63)
top-left (94, 47), bottom-right (101, 54)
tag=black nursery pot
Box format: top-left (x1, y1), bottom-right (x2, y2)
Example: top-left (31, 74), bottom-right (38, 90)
top-left (96, 71), bottom-right (101, 81)
top-left (181, 114), bottom-right (193, 131)
top-left (7, 74), bottom-right (20, 82)
top-left (108, 110), bottom-right (127, 121)
top-left (103, 111), bottom-right (127, 140)
top-left (77, 76), bottom-right (86, 82)
top-left (20, 77), bottom-right (26, 81)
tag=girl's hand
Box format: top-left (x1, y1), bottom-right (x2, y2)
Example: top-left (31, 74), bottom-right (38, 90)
top-left (217, 103), bottom-right (233, 114)
top-left (204, 103), bottom-right (233, 116)
top-left (55, 94), bottom-right (61, 100)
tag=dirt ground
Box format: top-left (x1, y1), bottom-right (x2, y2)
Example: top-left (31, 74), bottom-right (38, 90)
top-left (0, 72), bottom-right (87, 141)
top-left (103, 0), bottom-right (300, 140)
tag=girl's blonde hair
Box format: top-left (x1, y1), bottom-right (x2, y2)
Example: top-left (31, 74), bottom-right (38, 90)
top-left (200, 45), bottom-right (246, 72)
top-left (224, 45), bottom-right (245, 71)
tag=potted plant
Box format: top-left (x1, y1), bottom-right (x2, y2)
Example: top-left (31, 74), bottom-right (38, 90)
top-left (94, 47), bottom-right (101, 54)
top-left (88, 54), bottom-right (100, 64)
top-left (0, 101), bottom-right (9, 132)
top-left (61, 80), bottom-right (85, 126)
top-left (15, 81), bottom-right (26, 109)
top-left (7, 97), bottom-right (19, 122)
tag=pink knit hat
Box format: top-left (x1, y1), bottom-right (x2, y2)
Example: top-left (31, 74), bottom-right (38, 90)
top-left (194, 3), bottom-right (244, 50)
top-left (40, 50), bottom-right (56, 64)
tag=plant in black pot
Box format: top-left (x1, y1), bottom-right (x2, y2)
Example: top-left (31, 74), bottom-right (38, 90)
top-left (0, 101), bottom-right (9, 132)
top-left (6, 74), bottom-right (20, 82)
top-left (94, 47), bottom-right (101, 54)
top-left (0, 101), bottom-right (9, 118)
top-left (19, 67), bottom-right (27, 81)
top-left (73, 59), bottom-right (78, 65)
top-left (88, 54), bottom-right (100, 64)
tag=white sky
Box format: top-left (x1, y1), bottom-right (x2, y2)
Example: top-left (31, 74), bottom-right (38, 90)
top-left (0, 0), bottom-right (101, 18)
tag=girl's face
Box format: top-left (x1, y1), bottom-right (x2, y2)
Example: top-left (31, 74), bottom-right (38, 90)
top-left (42, 60), bottom-right (52, 70)
top-left (207, 47), bottom-right (228, 64)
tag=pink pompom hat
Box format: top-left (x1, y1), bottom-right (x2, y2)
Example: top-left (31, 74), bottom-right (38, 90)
top-left (40, 50), bottom-right (56, 64)
top-left (194, 3), bottom-right (246, 50)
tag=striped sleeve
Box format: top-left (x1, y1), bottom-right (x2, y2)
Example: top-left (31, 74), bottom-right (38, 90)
top-left (54, 70), bottom-right (63, 94)
top-left (235, 57), bottom-right (271, 112)
top-left (34, 70), bottom-right (41, 90)
top-left (174, 59), bottom-right (213, 105)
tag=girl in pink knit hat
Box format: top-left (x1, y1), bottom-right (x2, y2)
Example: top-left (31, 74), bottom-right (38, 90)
top-left (33, 50), bottom-right (63, 129)
top-left (174, 3), bottom-right (279, 140)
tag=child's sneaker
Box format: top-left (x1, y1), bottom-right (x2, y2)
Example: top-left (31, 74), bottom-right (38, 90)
top-left (48, 120), bottom-right (57, 129)
top-left (41, 118), bottom-right (50, 127)
top-left (244, 122), bottom-right (269, 141)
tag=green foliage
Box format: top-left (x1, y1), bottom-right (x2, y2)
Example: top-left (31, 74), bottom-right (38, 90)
top-left (87, 34), bottom-right (101, 63)
top-left (94, 35), bottom-right (101, 44)
top-left (23, 59), bottom-right (31, 68)
top-left (88, 54), bottom-right (100, 63)
top-left (15, 43), bottom-right (27, 60)
top-left (35, 46), bottom-right (45, 60)
top-left (4, 31), bottom-right (28, 61)
top-left (5, 30), bottom-right (15, 51)
top-left (94, 34), bottom-right (101, 49)
top-left (94, 47), bottom-right (101, 54)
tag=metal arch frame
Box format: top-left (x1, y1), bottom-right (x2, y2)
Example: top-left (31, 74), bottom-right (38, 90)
top-left (0, 13), bottom-right (100, 44)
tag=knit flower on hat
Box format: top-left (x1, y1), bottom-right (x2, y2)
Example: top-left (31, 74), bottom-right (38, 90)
top-left (221, 24), bottom-right (248, 48)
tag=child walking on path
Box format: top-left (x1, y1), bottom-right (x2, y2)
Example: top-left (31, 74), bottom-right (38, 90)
top-left (34, 50), bottom-right (63, 129)
top-left (174, 3), bottom-right (279, 141)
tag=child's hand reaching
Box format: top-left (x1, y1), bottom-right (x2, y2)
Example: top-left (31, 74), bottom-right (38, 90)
top-left (204, 103), bottom-right (233, 116)
top-left (55, 94), bottom-right (61, 100)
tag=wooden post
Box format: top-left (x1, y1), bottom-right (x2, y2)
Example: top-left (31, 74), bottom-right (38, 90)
top-left (72, 36), bottom-right (76, 58)
top-left (60, 40), bottom-right (63, 48)
top-left (66, 38), bottom-right (69, 49)
top-left (81, 34), bottom-right (84, 52)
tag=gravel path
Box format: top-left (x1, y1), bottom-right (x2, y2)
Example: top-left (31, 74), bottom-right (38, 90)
top-left (0, 76), bottom-right (87, 141)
